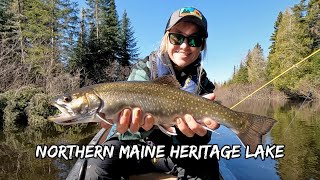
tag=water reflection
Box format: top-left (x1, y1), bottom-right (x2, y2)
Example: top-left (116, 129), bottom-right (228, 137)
top-left (0, 125), bottom-right (99, 180)
top-left (214, 98), bottom-right (320, 180)
top-left (271, 101), bottom-right (320, 180)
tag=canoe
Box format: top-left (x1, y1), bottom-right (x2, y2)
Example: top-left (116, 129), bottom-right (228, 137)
top-left (66, 126), bottom-right (225, 180)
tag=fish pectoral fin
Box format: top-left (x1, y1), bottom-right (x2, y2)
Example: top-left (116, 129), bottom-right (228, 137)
top-left (201, 125), bottom-right (220, 135)
top-left (157, 124), bottom-right (177, 136)
top-left (96, 113), bottom-right (114, 125)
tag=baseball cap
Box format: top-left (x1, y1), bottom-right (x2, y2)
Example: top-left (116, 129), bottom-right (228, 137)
top-left (165, 7), bottom-right (208, 38)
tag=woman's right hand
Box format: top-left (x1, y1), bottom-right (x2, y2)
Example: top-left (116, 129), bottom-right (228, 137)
top-left (99, 108), bottom-right (155, 134)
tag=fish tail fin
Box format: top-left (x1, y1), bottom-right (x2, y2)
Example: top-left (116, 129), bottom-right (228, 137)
top-left (237, 113), bottom-right (277, 153)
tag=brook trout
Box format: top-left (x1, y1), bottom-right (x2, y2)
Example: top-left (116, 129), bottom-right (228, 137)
top-left (48, 75), bottom-right (276, 151)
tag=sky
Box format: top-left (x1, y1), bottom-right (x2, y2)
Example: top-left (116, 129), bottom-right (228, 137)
top-left (79, 0), bottom-right (300, 83)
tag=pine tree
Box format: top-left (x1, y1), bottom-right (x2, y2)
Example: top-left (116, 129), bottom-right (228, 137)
top-left (268, 12), bottom-right (282, 56)
top-left (56, 0), bottom-right (79, 63)
top-left (118, 10), bottom-right (139, 66)
top-left (247, 43), bottom-right (267, 83)
top-left (1, 0), bottom-right (25, 61)
top-left (69, 8), bottom-right (87, 68)
top-left (2, 0), bottom-right (79, 92)
top-left (294, 0), bottom-right (320, 95)
top-left (100, 0), bottom-right (120, 61)
top-left (306, 0), bottom-right (320, 49)
top-left (0, 0), bottom-right (12, 32)
top-left (267, 12), bottom-right (283, 81)
top-left (0, 0), bottom-right (27, 91)
top-left (267, 8), bottom-right (312, 94)
top-left (82, 0), bottom-right (121, 83)
top-left (230, 59), bottom-right (248, 84)
top-left (234, 63), bottom-right (249, 84)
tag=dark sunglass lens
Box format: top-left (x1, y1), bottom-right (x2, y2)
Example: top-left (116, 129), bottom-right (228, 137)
top-left (169, 33), bottom-right (185, 45)
top-left (188, 36), bottom-right (203, 47)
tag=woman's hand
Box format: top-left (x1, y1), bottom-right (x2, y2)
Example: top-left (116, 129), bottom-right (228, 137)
top-left (100, 93), bottom-right (220, 136)
top-left (99, 108), bottom-right (154, 134)
top-left (100, 108), bottom-right (154, 134)
top-left (175, 93), bottom-right (220, 137)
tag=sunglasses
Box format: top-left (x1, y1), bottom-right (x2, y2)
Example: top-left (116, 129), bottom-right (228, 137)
top-left (168, 33), bottom-right (204, 47)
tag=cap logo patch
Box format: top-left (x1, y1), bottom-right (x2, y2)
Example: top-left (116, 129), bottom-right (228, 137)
top-left (179, 7), bottom-right (202, 20)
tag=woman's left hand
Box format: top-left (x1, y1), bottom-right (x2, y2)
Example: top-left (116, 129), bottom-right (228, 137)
top-left (175, 93), bottom-right (220, 137)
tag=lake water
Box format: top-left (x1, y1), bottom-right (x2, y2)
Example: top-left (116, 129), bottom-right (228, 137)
top-left (0, 99), bottom-right (319, 179)
top-left (213, 99), bottom-right (320, 180)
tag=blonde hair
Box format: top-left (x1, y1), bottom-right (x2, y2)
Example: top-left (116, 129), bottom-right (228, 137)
top-left (158, 31), bottom-right (208, 93)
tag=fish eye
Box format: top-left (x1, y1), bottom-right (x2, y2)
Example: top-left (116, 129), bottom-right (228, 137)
top-left (63, 95), bottom-right (72, 102)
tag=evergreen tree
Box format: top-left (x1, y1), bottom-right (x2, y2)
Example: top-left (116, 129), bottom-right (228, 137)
top-left (234, 63), bottom-right (249, 84)
top-left (294, 0), bottom-right (320, 95)
top-left (0, 0), bottom-right (28, 91)
top-left (230, 59), bottom-right (248, 84)
top-left (100, 0), bottom-right (120, 61)
top-left (119, 10), bottom-right (139, 66)
top-left (56, 0), bottom-right (79, 63)
top-left (86, 0), bottom-right (105, 39)
top-left (268, 12), bottom-right (282, 56)
top-left (0, 0), bottom-right (12, 32)
top-left (267, 12), bottom-right (283, 81)
top-left (0, 0), bottom-right (77, 92)
top-left (267, 8), bottom-right (312, 94)
top-left (69, 8), bottom-right (90, 86)
top-left (247, 43), bottom-right (267, 83)
top-left (83, 0), bottom-right (121, 83)
top-left (306, 0), bottom-right (320, 49)
top-left (1, 0), bottom-right (25, 62)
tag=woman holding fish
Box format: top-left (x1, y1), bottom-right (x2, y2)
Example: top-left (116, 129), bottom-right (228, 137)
top-left (86, 7), bottom-right (221, 179)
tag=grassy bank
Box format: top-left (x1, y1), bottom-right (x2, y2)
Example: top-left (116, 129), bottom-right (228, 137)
top-left (214, 83), bottom-right (288, 103)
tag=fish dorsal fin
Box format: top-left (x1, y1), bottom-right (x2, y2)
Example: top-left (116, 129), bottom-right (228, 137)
top-left (152, 75), bottom-right (181, 88)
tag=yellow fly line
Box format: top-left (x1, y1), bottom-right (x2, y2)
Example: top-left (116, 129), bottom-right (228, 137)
top-left (230, 48), bottom-right (320, 110)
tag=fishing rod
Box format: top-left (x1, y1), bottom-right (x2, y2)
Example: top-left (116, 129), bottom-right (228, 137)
top-left (230, 48), bottom-right (320, 110)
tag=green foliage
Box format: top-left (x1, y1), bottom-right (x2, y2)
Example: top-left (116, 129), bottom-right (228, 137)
top-left (305, 0), bottom-right (320, 49)
top-left (118, 10), bottom-right (139, 66)
top-left (269, 12), bottom-right (283, 55)
top-left (70, 0), bottom-right (138, 84)
top-left (247, 43), bottom-right (267, 83)
top-left (228, 43), bottom-right (267, 85)
top-left (267, 8), bottom-right (313, 96)
top-left (0, 0), bottom-right (12, 32)
top-left (229, 62), bottom-right (248, 84)
top-left (1, 0), bottom-right (139, 130)
top-left (68, 8), bottom-right (87, 74)
top-left (295, 53), bottom-right (320, 98)
top-left (25, 93), bottom-right (54, 130)
top-left (230, 0), bottom-right (320, 99)
top-left (22, 0), bottom-right (79, 72)
top-left (3, 85), bottom-right (43, 131)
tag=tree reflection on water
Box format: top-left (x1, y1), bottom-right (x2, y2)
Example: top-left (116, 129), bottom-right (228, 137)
top-left (217, 98), bottom-right (320, 180)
